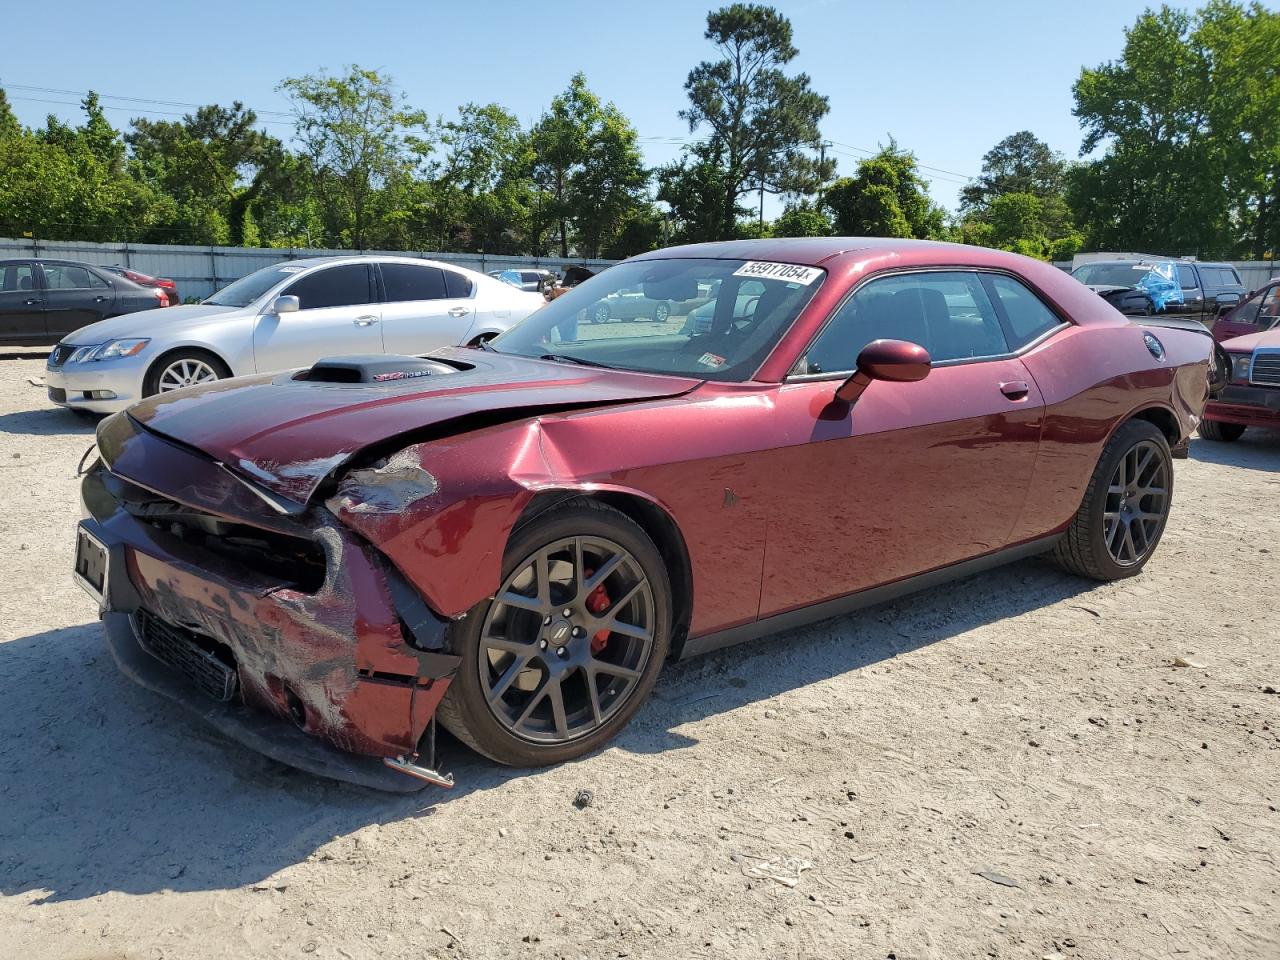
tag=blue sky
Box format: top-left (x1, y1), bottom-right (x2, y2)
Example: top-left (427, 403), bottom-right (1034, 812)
top-left (3, 0), bottom-right (1158, 217)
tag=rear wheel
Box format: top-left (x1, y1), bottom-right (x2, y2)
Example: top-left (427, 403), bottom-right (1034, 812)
top-left (143, 349), bottom-right (229, 397)
top-left (591, 303), bottom-right (610, 324)
top-left (1198, 419), bottom-right (1245, 442)
top-left (1051, 419), bottom-right (1173, 581)
top-left (653, 302), bottom-right (670, 322)
top-left (436, 499), bottom-right (671, 766)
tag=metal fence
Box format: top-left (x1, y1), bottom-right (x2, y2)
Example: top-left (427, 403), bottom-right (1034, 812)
top-left (0, 237), bottom-right (619, 301)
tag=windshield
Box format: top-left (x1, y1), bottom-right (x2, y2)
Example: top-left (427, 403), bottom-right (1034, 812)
top-left (1073, 262), bottom-right (1171, 287)
top-left (490, 257), bottom-right (825, 381)
top-left (204, 264), bottom-right (303, 307)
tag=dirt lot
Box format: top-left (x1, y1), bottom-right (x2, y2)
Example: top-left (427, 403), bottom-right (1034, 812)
top-left (0, 352), bottom-right (1276, 960)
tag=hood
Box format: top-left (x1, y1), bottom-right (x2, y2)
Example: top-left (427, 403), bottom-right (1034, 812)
top-left (1219, 328), bottom-right (1280, 352)
top-left (125, 347), bottom-right (700, 504)
top-left (62, 303), bottom-right (247, 345)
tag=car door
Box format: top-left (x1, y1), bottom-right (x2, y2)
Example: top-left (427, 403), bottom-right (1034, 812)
top-left (377, 262), bottom-right (477, 354)
top-left (758, 269), bottom-right (1046, 617)
top-left (1174, 263), bottom-right (1206, 322)
top-left (0, 261), bottom-right (47, 343)
top-left (1214, 281), bottom-right (1280, 341)
top-left (252, 262), bottom-right (382, 372)
top-left (40, 262), bottom-right (113, 337)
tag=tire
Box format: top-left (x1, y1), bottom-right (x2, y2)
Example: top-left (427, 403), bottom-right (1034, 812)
top-left (1050, 419), bottom-right (1173, 581)
top-left (143, 349), bottom-right (230, 397)
top-left (436, 498), bottom-right (671, 767)
top-left (590, 303), bottom-right (610, 324)
top-left (653, 302), bottom-right (670, 322)
top-left (1198, 419), bottom-right (1245, 442)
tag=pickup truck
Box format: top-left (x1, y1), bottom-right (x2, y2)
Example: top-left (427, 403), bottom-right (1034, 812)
top-left (1071, 258), bottom-right (1245, 324)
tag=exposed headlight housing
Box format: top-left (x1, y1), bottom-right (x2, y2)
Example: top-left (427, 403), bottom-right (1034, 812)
top-left (1231, 353), bottom-right (1251, 382)
top-left (74, 338), bottom-right (151, 362)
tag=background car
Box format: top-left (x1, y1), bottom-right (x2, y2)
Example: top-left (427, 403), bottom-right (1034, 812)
top-left (76, 238), bottom-right (1213, 791)
top-left (44, 255), bottom-right (544, 414)
top-left (0, 258), bottom-right (167, 347)
top-left (1198, 324), bottom-right (1280, 441)
top-left (585, 287), bottom-right (675, 323)
top-left (1072, 258), bottom-right (1244, 320)
top-left (493, 268), bottom-right (555, 293)
top-left (101, 265), bottom-right (181, 306)
top-left (1212, 276), bottom-right (1280, 341)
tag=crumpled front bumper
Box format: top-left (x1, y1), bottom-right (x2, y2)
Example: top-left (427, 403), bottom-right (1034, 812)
top-left (81, 436), bottom-right (462, 791)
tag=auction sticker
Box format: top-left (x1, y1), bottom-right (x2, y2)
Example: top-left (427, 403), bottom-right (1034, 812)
top-left (279, 265), bottom-right (306, 273)
top-left (732, 261), bottom-right (822, 285)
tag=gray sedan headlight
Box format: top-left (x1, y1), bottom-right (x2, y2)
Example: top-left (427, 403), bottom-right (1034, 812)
top-left (75, 338), bottom-right (151, 361)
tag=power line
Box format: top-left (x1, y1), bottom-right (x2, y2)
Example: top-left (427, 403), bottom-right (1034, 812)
top-left (6, 94), bottom-right (296, 128)
top-left (2, 82), bottom-right (294, 119)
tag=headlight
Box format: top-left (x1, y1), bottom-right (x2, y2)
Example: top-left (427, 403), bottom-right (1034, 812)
top-left (1231, 353), bottom-right (1251, 381)
top-left (90, 338), bottom-right (151, 361)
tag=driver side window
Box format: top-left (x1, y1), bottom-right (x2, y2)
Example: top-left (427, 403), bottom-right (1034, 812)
top-left (797, 271), bottom-right (1009, 375)
top-left (283, 264), bottom-right (374, 310)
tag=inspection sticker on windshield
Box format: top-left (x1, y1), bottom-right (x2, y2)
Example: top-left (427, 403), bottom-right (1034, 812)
top-left (732, 261), bottom-right (822, 285)
top-left (698, 351), bottom-right (727, 368)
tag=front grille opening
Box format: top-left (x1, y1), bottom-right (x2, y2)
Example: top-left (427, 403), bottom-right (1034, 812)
top-left (137, 610), bottom-right (238, 702)
top-left (121, 492), bottom-right (326, 592)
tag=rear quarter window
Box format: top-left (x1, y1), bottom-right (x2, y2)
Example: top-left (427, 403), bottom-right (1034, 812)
top-left (444, 270), bottom-right (474, 298)
top-left (983, 274), bottom-right (1065, 349)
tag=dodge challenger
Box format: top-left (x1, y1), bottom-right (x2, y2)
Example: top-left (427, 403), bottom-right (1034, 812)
top-left (74, 238), bottom-right (1216, 791)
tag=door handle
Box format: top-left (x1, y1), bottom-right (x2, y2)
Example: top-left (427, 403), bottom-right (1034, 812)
top-left (448, 306), bottom-right (471, 318)
top-left (353, 316), bottom-right (379, 326)
top-left (999, 380), bottom-right (1030, 400)
top-left (94, 295), bottom-right (108, 302)
top-left (25, 298), bottom-right (42, 305)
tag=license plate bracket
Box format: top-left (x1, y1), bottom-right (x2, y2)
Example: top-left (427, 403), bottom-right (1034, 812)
top-left (74, 523), bottom-right (109, 608)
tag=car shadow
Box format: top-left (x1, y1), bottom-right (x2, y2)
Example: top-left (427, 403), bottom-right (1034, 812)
top-left (0, 558), bottom-right (1093, 903)
top-left (0, 406), bottom-right (100, 438)
top-left (1188, 430), bottom-right (1280, 473)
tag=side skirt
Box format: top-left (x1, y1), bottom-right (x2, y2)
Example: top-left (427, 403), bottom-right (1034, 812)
top-left (680, 534), bottom-right (1062, 660)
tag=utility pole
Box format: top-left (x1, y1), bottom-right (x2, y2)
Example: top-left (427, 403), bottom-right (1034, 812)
top-left (759, 174), bottom-right (765, 231)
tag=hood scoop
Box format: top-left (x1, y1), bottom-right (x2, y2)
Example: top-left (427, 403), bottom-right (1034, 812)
top-left (298, 354), bottom-right (465, 384)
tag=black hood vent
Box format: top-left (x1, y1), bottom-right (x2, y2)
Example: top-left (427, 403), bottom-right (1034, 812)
top-left (297, 355), bottom-right (465, 384)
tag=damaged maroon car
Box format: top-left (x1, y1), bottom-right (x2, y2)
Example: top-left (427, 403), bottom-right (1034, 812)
top-left (75, 239), bottom-right (1215, 791)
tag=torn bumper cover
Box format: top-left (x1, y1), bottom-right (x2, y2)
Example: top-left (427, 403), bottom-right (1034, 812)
top-left (83, 415), bottom-right (461, 792)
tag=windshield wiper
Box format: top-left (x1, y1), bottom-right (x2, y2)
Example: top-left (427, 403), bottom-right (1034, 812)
top-left (537, 353), bottom-right (616, 369)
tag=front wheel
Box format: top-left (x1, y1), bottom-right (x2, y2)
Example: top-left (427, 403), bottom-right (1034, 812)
top-left (436, 499), bottom-right (671, 766)
top-left (590, 303), bottom-right (610, 324)
top-left (143, 349), bottom-right (229, 397)
top-left (1050, 419), bottom-right (1173, 581)
top-left (1198, 419), bottom-right (1245, 442)
top-left (652, 302), bottom-right (670, 322)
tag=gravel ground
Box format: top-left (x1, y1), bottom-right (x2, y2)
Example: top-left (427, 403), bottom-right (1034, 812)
top-left (0, 352), bottom-right (1277, 960)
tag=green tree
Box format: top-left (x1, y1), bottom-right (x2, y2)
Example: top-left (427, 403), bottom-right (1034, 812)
top-left (127, 103), bottom-right (291, 245)
top-left (278, 66), bottom-right (429, 248)
top-left (531, 74), bottom-right (654, 257)
top-left (960, 131), bottom-right (1069, 211)
top-left (823, 142), bottom-right (945, 239)
top-left (657, 141), bottom-right (744, 243)
top-left (1067, 3), bottom-right (1280, 257)
top-left (772, 203), bottom-right (832, 237)
top-left (678, 3), bottom-right (832, 239)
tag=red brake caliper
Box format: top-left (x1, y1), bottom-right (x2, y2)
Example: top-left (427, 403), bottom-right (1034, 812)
top-left (583, 570), bottom-right (612, 653)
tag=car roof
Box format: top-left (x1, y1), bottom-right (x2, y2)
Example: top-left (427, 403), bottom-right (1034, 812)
top-left (630, 237), bottom-right (1036, 268)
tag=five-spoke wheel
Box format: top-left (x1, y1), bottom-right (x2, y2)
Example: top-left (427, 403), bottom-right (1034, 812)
top-left (1052, 419), bottom-right (1173, 580)
top-left (437, 499), bottom-right (671, 766)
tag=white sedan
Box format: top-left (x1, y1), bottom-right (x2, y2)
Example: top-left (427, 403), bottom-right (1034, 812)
top-left (44, 255), bottom-right (545, 414)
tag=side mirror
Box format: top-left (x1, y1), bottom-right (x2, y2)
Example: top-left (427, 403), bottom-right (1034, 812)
top-left (272, 295), bottom-right (300, 314)
top-left (835, 339), bottom-right (931, 404)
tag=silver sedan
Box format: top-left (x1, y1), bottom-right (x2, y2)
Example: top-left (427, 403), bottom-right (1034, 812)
top-left (45, 255), bottom-right (545, 414)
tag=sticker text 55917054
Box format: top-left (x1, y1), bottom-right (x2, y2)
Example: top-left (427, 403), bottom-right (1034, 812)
top-left (732, 261), bottom-right (823, 285)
